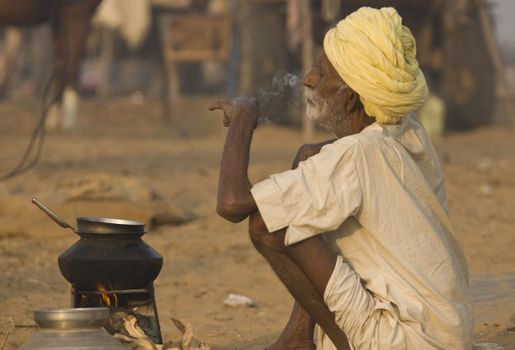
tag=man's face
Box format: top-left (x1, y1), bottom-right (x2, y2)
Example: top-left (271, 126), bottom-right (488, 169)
top-left (303, 53), bottom-right (351, 137)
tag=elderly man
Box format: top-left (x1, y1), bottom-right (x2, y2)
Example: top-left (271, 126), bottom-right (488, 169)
top-left (210, 7), bottom-right (473, 350)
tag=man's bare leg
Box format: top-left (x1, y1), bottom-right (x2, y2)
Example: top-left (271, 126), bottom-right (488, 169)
top-left (266, 302), bottom-right (315, 350)
top-left (249, 213), bottom-right (350, 350)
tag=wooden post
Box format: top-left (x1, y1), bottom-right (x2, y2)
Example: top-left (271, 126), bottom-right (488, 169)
top-left (300, 0), bottom-right (314, 141)
top-left (475, 0), bottom-right (515, 125)
top-left (442, 0), bottom-right (496, 129)
top-left (97, 27), bottom-right (114, 99)
top-left (0, 27), bottom-right (22, 97)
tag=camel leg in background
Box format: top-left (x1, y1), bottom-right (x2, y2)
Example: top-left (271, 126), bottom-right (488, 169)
top-left (0, 0), bottom-right (52, 99)
top-left (49, 0), bottom-right (101, 131)
top-left (0, 0), bottom-right (57, 128)
top-left (0, 27), bottom-right (23, 99)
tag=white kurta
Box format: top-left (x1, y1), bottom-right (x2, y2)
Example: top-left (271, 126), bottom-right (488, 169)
top-left (250, 115), bottom-right (474, 349)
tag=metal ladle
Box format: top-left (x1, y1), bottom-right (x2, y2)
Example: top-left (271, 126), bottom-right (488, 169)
top-left (32, 197), bottom-right (78, 232)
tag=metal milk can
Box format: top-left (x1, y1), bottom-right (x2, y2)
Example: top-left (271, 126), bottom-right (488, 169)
top-left (19, 308), bottom-right (128, 350)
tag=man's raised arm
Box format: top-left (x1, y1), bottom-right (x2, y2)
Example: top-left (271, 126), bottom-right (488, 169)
top-left (210, 96), bottom-right (336, 224)
top-left (209, 96), bottom-right (259, 223)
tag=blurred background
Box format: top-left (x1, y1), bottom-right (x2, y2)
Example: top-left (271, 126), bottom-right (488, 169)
top-left (0, 0), bottom-right (513, 133)
top-left (0, 1), bottom-right (514, 349)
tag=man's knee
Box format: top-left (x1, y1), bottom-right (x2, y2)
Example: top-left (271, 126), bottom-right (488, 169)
top-left (248, 212), bottom-right (285, 252)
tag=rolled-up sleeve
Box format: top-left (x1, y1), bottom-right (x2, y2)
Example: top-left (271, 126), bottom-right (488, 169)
top-left (250, 142), bottom-right (362, 245)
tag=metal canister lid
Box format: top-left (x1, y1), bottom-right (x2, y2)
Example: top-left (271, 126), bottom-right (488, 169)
top-left (34, 307), bottom-right (109, 329)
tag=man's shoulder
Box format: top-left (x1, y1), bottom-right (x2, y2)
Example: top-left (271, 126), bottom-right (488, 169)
top-left (331, 131), bottom-right (380, 154)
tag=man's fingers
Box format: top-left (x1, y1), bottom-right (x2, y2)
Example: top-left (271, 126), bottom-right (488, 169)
top-left (209, 100), bottom-right (232, 127)
top-left (208, 100), bottom-right (229, 111)
top-left (208, 101), bottom-right (222, 111)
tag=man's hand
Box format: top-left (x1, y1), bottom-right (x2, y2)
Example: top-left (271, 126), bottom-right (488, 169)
top-left (208, 96), bottom-right (258, 129)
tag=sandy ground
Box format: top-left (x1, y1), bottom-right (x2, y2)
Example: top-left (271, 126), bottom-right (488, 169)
top-left (0, 98), bottom-right (514, 349)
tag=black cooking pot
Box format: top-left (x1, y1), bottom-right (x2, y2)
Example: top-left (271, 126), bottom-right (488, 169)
top-left (32, 198), bottom-right (163, 290)
top-left (58, 217), bottom-right (163, 290)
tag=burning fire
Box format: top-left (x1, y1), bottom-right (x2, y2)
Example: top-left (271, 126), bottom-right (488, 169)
top-left (97, 282), bottom-right (118, 307)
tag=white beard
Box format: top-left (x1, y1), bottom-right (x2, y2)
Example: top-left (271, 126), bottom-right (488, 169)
top-left (305, 88), bottom-right (349, 136)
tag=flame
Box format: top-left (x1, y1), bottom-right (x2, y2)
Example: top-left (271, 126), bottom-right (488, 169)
top-left (97, 282), bottom-right (118, 307)
top-left (98, 285), bottom-right (111, 306)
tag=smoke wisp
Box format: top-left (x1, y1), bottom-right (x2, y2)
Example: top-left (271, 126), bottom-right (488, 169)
top-left (256, 71), bottom-right (304, 125)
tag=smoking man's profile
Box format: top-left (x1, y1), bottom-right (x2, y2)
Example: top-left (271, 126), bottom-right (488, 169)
top-left (210, 6), bottom-right (473, 350)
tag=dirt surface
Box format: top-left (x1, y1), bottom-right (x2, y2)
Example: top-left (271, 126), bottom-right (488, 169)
top-left (0, 99), bottom-right (514, 349)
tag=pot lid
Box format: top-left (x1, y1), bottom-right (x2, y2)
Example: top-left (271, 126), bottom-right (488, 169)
top-left (76, 217), bottom-right (146, 235)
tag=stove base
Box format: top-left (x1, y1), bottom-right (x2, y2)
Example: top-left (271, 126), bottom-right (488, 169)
top-left (71, 285), bottom-right (163, 344)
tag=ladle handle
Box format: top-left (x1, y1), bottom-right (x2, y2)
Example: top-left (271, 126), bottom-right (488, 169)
top-left (32, 197), bottom-right (76, 231)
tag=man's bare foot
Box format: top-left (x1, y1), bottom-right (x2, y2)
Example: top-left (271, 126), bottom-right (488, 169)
top-left (265, 338), bottom-right (315, 350)
top-left (266, 323), bottom-right (316, 350)
top-left (265, 302), bottom-right (316, 350)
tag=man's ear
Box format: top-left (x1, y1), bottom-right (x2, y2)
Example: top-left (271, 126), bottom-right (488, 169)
top-left (343, 87), bottom-right (364, 114)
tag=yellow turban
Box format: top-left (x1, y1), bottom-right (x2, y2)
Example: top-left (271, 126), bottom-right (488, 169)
top-left (323, 7), bottom-right (428, 124)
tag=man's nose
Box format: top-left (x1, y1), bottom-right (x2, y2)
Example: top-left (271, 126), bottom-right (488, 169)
top-left (303, 69), bottom-right (318, 89)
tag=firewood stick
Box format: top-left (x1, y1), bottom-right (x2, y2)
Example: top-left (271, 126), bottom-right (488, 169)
top-left (0, 318), bottom-right (14, 350)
